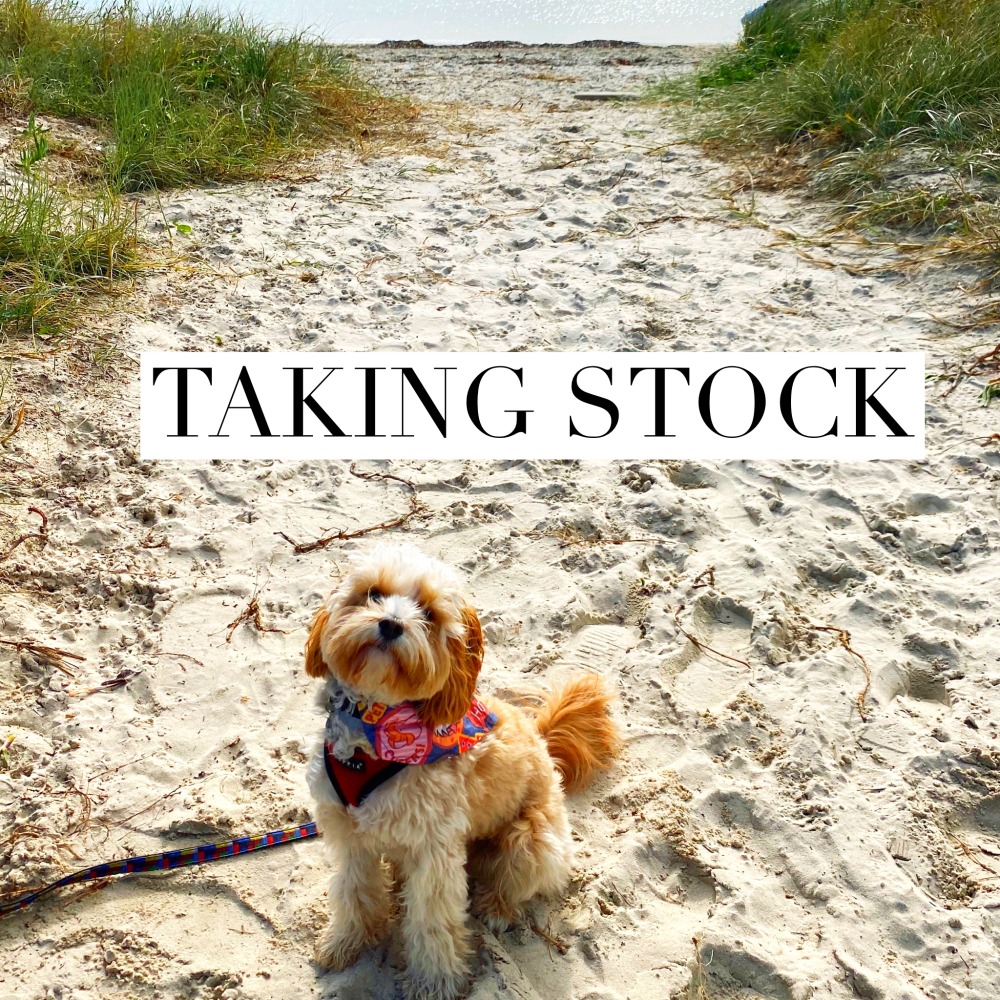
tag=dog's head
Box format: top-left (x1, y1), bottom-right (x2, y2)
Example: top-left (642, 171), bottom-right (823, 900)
top-left (305, 543), bottom-right (484, 727)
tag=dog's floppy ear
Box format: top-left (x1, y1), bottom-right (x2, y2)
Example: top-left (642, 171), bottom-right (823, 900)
top-left (304, 606), bottom-right (330, 678)
top-left (420, 604), bottom-right (484, 727)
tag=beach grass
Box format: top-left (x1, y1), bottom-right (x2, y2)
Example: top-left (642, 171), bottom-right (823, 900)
top-left (652, 0), bottom-right (1000, 265)
top-left (0, 0), bottom-right (379, 190)
top-left (0, 171), bottom-right (140, 341)
top-left (1, 0), bottom-right (385, 340)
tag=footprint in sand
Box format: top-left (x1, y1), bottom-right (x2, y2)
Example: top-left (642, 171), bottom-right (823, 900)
top-left (552, 623), bottom-right (639, 677)
top-left (668, 594), bottom-right (754, 711)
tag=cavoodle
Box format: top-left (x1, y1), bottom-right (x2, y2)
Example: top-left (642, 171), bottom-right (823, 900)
top-left (305, 542), bottom-right (620, 999)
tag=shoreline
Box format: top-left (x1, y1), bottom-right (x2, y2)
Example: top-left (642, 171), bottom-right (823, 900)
top-left (369, 38), bottom-right (648, 48)
top-left (340, 39), bottom-right (724, 51)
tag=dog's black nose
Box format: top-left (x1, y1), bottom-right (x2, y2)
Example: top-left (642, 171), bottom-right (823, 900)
top-left (378, 618), bottom-right (404, 642)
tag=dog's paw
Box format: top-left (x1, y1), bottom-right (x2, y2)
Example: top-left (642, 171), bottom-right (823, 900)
top-left (470, 888), bottom-right (516, 936)
top-left (313, 922), bottom-right (366, 971)
top-left (401, 968), bottom-right (470, 1000)
top-left (476, 910), bottom-right (513, 936)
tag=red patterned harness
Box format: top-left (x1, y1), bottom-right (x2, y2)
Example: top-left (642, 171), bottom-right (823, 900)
top-left (323, 695), bottom-right (498, 808)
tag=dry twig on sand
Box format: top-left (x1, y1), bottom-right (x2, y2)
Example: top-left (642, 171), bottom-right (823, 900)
top-left (276, 464), bottom-right (430, 554)
top-left (523, 525), bottom-right (661, 548)
top-left (140, 529), bottom-right (168, 549)
top-left (683, 935), bottom-right (712, 999)
top-left (940, 341), bottom-right (1000, 399)
top-left (528, 918), bottom-right (570, 955)
top-left (803, 622), bottom-right (872, 720)
top-left (226, 596), bottom-right (287, 643)
top-left (0, 637), bottom-right (83, 677)
top-left (0, 405), bottom-right (25, 446)
top-left (0, 506), bottom-right (48, 561)
top-left (942, 823), bottom-right (1000, 882)
top-left (672, 604), bottom-right (750, 669)
top-left (70, 668), bottom-right (143, 697)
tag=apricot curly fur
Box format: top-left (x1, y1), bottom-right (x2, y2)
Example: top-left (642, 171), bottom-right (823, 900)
top-left (305, 606), bottom-right (331, 678)
top-left (305, 543), bottom-right (622, 1000)
top-left (419, 605), bottom-right (484, 727)
top-left (531, 673), bottom-right (621, 793)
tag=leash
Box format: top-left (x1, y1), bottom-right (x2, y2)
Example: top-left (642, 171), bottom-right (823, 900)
top-left (0, 820), bottom-right (317, 919)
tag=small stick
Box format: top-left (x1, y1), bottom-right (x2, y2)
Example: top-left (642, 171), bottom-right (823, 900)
top-left (943, 825), bottom-right (1000, 879)
top-left (277, 464), bottom-right (429, 554)
top-left (148, 651), bottom-right (205, 667)
top-left (530, 153), bottom-right (592, 172)
top-left (591, 535), bottom-right (660, 546)
top-left (0, 405), bottom-right (25, 446)
top-left (89, 752), bottom-right (157, 782)
top-left (522, 529), bottom-right (660, 548)
top-left (937, 341), bottom-right (1000, 397)
top-left (672, 605), bottom-right (750, 669)
top-left (638, 213), bottom-right (715, 228)
top-left (691, 566), bottom-right (716, 590)
top-left (139, 529), bottom-right (168, 549)
top-left (276, 496), bottom-right (428, 554)
top-left (529, 918), bottom-right (569, 955)
top-left (348, 462), bottom-right (420, 492)
top-left (970, 343), bottom-right (1000, 371)
top-left (0, 637), bottom-right (83, 677)
top-left (804, 622), bottom-right (872, 721)
top-left (226, 596), bottom-right (287, 643)
top-left (113, 783), bottom-right (184, 827)
top-left (67, 878), bottom-right (113, 908)
top-left (0, 506), bottom-right (48, 561)
top-left (70, 668), bottom-right (143, 698)
top-left (930, 312), bottom-right (1000, 332)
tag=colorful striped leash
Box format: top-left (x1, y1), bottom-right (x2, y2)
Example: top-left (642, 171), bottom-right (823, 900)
top-left (0, 820), bottom-right (318, 919)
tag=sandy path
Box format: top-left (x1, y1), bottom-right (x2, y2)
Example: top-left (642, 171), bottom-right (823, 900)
top-left (2, 44), bottom-right (999, 1000)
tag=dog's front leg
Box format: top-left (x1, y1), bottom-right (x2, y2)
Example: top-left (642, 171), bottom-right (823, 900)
top-left (315, 830), bottom-right (393, 971)
top-left (399, 839), bottom-right (472, 1000)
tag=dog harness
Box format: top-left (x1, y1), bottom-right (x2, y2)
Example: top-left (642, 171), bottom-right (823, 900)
top-left (323, 696), bottom-right (498, 808)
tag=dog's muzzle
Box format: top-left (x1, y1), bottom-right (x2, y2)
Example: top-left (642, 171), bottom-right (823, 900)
top-left (377, 618), bottom-right (404, 642)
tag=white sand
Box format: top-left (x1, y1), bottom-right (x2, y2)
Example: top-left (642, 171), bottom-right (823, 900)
top-left (2, 43), bottom-right (1000, 1000)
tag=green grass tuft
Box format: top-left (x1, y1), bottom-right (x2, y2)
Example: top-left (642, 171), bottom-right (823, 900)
top-left (695, 0), bottom-right (880, 89)
top-left (0, 173), bottom-right (140, 340)
top-left (0, 0), bottom-right (388, 341)
top-left (652, 0), bottom-right (1000, 264)
top-left (0, 0), bottom-right (379, 190)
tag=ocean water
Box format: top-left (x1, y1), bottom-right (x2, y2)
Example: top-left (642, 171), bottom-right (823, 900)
top-left (113, 1), bottom-right (754, 45)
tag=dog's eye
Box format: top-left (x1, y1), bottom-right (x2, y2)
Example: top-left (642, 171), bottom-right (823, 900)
top-left (420, 606), bottom-right (434, 622)
top-left (367, 588), bottom-right (384, 603)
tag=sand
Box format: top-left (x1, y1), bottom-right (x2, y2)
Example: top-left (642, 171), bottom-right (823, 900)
top-left (2, 43), bottom-right (999, 1000)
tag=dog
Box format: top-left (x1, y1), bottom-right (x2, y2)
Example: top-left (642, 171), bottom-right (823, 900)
top-left (304, 542), bottom-right (620, 999)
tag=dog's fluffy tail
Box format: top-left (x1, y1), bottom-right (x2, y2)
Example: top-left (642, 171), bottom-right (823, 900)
top-left (531, 674), bottom-right (621, 793)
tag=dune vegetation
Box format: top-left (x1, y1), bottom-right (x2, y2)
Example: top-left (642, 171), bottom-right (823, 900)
top-left (655, 0), bottom-right (1000, 262)
top-left (0, 0), bottom-right (384, 342)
